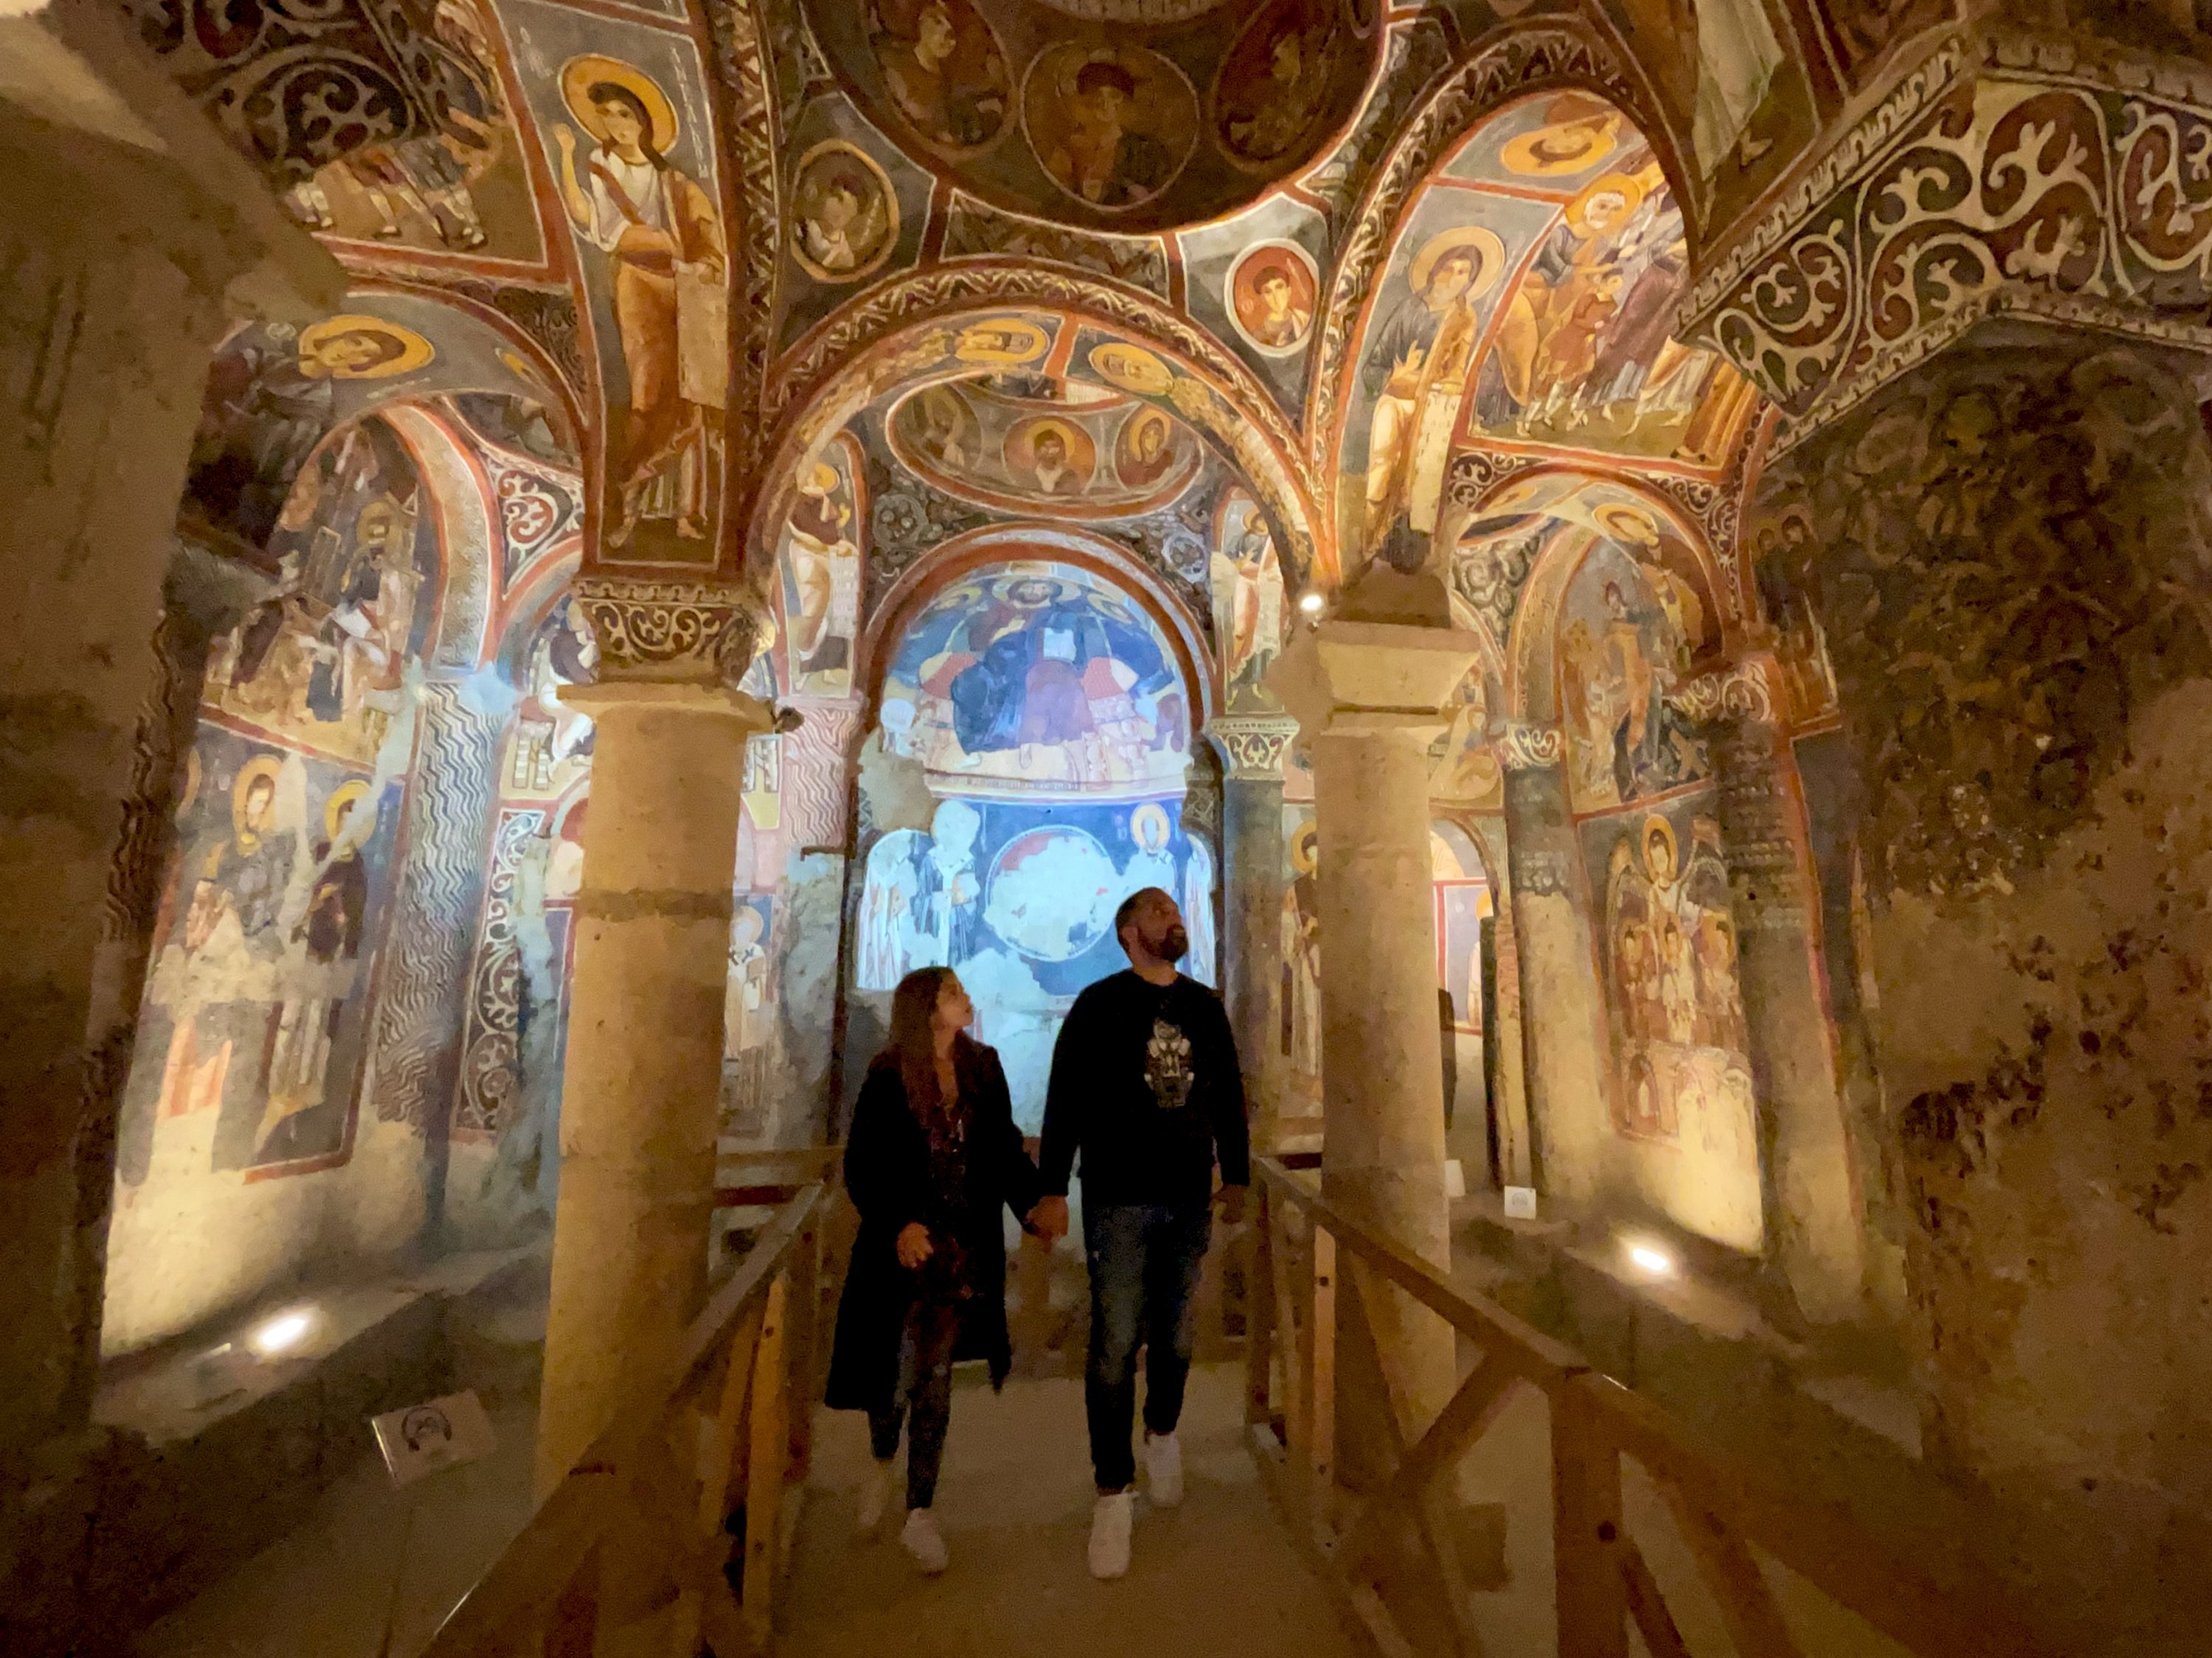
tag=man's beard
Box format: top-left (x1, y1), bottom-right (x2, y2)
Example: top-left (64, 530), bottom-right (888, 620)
top-left (1158, 924), bottom-right (1189, 964)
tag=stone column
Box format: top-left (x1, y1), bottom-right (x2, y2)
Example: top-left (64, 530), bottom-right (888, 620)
top-left (1757, 338), bottom-right (2212, 1619)
top-left (1498, 723), bottom-right (1610, 1213)
top-left (1205, 714), bottom-right (1299, 1149)
top-left (1690, 662), bottom-right (1869, 1328)
top-left (1270, 621), bottom-right (1478, 1432)
top-left (535, 582), bottom-right (772, 1495)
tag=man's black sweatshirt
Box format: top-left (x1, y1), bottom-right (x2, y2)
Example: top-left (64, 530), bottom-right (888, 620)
top-left (1038, 969), bottom-right (1250, 1209)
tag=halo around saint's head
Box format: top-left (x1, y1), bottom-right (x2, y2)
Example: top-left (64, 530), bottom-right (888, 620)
top-left (232, 756), bottom-right (283, 835)
top-left (560, 55), bottom-right (681, 153)
top-left (1408, 226), bottom-right (1506, 298)
top-left (324, 779), bottom-right (373, 843)
top-left (298, 315), bottom-right (436, 380)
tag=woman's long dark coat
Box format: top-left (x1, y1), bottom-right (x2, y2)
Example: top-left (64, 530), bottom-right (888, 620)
top-left (824, 1037), bottom-right (1041, 1413)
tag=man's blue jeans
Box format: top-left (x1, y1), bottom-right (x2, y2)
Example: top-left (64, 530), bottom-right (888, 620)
top-left (1084, 1201), bottom-right (1211, 1492)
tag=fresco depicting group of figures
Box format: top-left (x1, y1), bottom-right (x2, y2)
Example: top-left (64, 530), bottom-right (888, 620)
top-left (1588, 804), bottom-right (1757, 1243)
top-left (120, 407), bottom-right (448, 1182)
top-left (876, 564), bottom-right (1193, 798)
top-left (827, 0), bottom-right (1371, 225)
top-left (858, 794), bottom-right (1215, 1126)
top-left (1348, 92), bottom-right (1759, 572)
top-left (888, 376), bottom-right (1204, 516)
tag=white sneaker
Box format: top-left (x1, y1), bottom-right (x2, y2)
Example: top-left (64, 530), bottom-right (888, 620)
top-left (900, 1507), bottom-right (949, 1575)
top-left (855, 1457), bottom-right (898, 1536)
top-left (1088, 1489), bottom-right (1135, 1579)
top-left (1144, 1431), bottom-right (1183, 1508)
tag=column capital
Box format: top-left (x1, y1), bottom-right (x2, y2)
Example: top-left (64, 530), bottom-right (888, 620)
top-left (1265, 620), bottom-right (1481, 745)
top-left (1205, 713), bottom-right (1301, 780)
top-left (1667, 656), bottom-right (1780, 730)
top-left (1496, 720), bottom-right (1566, 773)
top-left (1680, 24), bottom-right (2212, 455)
top-left (571, 576), bottom-right (769, 689)
top-left (560, 680), bottom-right (775, 733)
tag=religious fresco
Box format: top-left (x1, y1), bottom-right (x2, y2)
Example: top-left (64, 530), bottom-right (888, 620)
top-left (802, 0), bottom-right (1374, 231)
top-left (204, 417), bottom-right (442, 766)
top-left (121, 410), bottom-right (449, 1188)
top-left (279, 0), bottom-right (542, 261)
top-left (1225, 240), bottom-right (1319, 358)
top-left (886, 377), bottom-right (1203, 518)
top-left (1335, 91), bottom-right (1772, 577)
top-left (187, 290), bottom-right (577, 557)
top-left (777, 432), bottom-right (864, 694)
top-left (877, 562), bottom-right (1192, 798)
top-left (507, 595), bottom-right (599, 795)
top-left (857, 558), bottom-right (1210, 1125)
top-left (790, 139), bottom-right (902, 282)
top-left (1211, 0), bottom-right (1351, 173)
top-left (869, 0), bottom-right (1010, 156)
top-left (1428, 665), bottom-right (1503, 810)
top-left (122, 728), bottom-right (403, 1182)
top-left (1025, 43), bottom-right (1199, 213)
top-left (511, 4), bottom-right (727, 563)
top-left (1345, 188), bottom-right (1545, 571)
top-left (1751, 506), bottom-right (1840, 728)
top-left (1464, 164), bottom-right (1755, 464)
top-left (855, 792), bottom-right (1213, 1126)
top-left (187, 316), bottom-right (438, 551)
top-left (1584, 799), bottom-right (1761, 1251)
top-left (1208, 488), bottom-right (1285, 711)
top-left (1556, 512), bottom-right (1719, 814)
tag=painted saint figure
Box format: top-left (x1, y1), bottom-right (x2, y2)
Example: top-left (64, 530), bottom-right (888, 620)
top-left (875, 0), bottom-right (1008, 152)
top-left (1361, 231), bottom-right (1496, 572)
top-left (553, 61), bottom-right (726, 548)
top-left (1044, 58), bottom-right (1170, 209)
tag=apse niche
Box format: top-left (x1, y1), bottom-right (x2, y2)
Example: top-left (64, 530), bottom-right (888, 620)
top-left (855, 560), bottom-right (1214, 1129)
top-left (807, 0), bottom-right (1379, 231)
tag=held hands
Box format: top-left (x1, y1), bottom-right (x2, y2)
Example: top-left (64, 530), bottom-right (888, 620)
top-left (895, 1222), bottom-right (934, 1270)
top-left (1027, 1194), bottom-right (1069, 1244)
top-left (552, 123), bottom-right (577, 155)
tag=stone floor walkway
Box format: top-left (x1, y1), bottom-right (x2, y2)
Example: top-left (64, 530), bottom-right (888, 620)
top-left (782, 1363), bottom-right (1359, 1658)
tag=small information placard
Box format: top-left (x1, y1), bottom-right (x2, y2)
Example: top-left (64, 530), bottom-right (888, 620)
top-left (370, 1390), bottom-right (497, 1488)
top-left (1503, 1185), bottom-right (1539, 1221)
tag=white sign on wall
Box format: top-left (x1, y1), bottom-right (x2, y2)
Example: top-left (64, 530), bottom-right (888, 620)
top-left (370, 1390), bottom-right (497, 1488)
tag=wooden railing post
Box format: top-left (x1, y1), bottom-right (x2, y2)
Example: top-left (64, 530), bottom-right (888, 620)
top-left (1310, 1224), bottom-right (1338, 1520)
top-left (1552, 1370), bottom-right (1627, 1658)
top-left (740, 1271), bottom-right (790, 1650)
top-left (1246, 1180), bottom-right (1277, 1430)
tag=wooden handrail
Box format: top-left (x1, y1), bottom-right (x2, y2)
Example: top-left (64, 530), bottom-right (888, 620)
top-left (1246, 1157), bottom-right (2047, 1658)
top-left (422, 1174), bottom-right (842, 1658)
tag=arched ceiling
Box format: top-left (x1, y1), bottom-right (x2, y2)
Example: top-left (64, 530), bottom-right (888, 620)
top-left (801, 0), bottom-right (1381, 231)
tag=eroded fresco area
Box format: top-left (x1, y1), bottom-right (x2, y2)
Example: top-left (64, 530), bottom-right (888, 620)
top-left (1757, 341), bottom-right (2212, 1593)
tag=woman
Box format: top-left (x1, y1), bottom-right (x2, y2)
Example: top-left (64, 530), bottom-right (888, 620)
top-left (824, 967), bottom-right (1041, 1574)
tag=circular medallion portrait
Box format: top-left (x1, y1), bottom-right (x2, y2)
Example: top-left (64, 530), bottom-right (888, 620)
top-left (790, 140), bottom-right (901, 283)
top-left (1113, 407), bottom-right (1177, 489)
top-left (1002, 415), bottom-right (1098, 499)
top-left (297, 314), bottom-right (436, 380)
top-left (867, 0), bottom-right (1012, 159)
top-left (1022, 44), bottom-right (1197, 215)
top-left (1224, 240), bottom-right (1319, 357)
top-left (1211, 0), bottom-right (1349, 175)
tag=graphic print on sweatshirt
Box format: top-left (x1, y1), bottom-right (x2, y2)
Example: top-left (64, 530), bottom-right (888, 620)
top-left (1144, 1017), bottom-right (1195, 1111)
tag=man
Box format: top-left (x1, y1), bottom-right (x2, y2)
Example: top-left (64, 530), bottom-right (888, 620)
top-left (1032, 887), bottom-right (1250, 1580)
